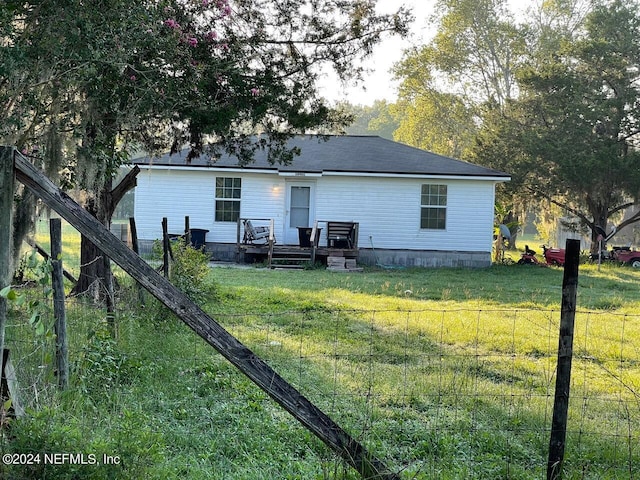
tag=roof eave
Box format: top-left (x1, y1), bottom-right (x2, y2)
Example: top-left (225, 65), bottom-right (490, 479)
top-left (137, 164), bottom-right (510, 181)
top-left (321, 170), bottom-right (511, 181)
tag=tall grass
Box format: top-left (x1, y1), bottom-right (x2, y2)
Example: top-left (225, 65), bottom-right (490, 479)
top-left (3, 221), bottom-right (639, 479)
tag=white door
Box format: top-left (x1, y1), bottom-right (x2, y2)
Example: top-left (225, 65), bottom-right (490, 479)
top-left (285, 182), bottom-right (315, 244)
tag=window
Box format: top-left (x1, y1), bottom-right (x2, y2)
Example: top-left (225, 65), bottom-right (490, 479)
top-left (215, 177), bottom-right (241, 222)
top-left (420, 184), bottom-right (447, 230)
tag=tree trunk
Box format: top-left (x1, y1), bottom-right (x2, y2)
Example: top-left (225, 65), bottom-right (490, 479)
top-left (70, 166), bottom-right (139, 300)
top-left (588, 204), bottom-right (609, 254)
top-left (72, 197), bottom-right (107, 299)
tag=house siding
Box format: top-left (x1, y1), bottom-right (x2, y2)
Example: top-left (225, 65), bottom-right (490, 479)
top-left (134, 168), bottom-right (497, 265)
top-left (135, 169), bottom-right (284, 242)
top-left (313, 175), bottom-right (495, 253)
top-left (135, 169), bottom-right (216, 240)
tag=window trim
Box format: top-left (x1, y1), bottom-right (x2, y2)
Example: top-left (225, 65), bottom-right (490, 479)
top-left (420, 184), bottom-right (447, 230)
top-left (215, 177), bottom-right (241, 222)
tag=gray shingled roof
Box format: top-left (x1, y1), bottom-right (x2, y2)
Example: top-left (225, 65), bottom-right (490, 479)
top-left (132, 135), bottom-right (510, 179)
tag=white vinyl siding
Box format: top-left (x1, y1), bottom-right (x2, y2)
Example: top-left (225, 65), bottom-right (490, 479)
top-left (134, 169), bottom-right (216, 241)
top-left (134, 169), bottom-right (284, 243)
top-left (313, 176), bottom-right (495, 253)
top-left (135, 168), bottom-right (496, 253)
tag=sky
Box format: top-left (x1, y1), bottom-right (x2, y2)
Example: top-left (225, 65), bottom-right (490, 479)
top-left (319, 0), bottom-right (532, 106)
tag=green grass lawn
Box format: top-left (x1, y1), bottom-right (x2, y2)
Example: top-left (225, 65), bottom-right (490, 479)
top-left (3, 221), bottom-right (639, 479)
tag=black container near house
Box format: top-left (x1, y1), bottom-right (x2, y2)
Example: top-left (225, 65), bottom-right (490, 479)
top-left (297, 227), bottom-right (321, 248)
top-left (189, 228), bottom-right (209, 250)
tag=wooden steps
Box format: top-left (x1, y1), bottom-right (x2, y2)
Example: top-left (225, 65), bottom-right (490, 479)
top-left (269, 246), bottom-right (312, 269)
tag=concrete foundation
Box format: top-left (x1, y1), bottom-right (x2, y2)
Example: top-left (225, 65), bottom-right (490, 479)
top-left (357, 248), bottom-right (491, 268)
top-left (138, 240), bottom-right (491, 268)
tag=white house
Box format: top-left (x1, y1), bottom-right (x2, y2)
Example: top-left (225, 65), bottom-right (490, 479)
top-left (132, 135), bottom-right (510, 267)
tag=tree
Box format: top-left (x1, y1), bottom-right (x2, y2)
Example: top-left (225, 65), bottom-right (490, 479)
top-left (2, 0), bottom-right (411, 294)
top-left (392, 85), bottom-right (477, 158)
top-left (342, 100), bottom-right (399, 140)
top-left (425, 0), bottom-right (523, 107)
top-left (390, 0), bottom-right (524, 157)
top-left (524, 0), bottom-right (595, 59)
top-left (476, 0), bottom-right (640, 250)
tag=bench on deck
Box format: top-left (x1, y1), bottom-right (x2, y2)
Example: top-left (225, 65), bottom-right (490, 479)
top-left (326, 221), bottom-right (358, 249)
top-left (243, 219), bottom-right (273, 244)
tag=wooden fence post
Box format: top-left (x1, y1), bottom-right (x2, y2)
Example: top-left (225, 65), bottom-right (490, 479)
top-left (184, 216), bottom-right (190, 247)
top-left (162, 217), bottom-right (170, 278)
top-left (547, 238), bottom-right (580, 480)
top-left (103, 252), bottom-right (116, 336)
top-left (50, 219), bottom-right (69, 389)
top-left (129, 217), bottom-right (145, 305)
top-left (0, 147), bottom-right (15, 357)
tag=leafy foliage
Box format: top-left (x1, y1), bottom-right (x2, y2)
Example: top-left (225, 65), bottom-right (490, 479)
top-left (1, 250), bottom-right (54, 337)
top-left (6, 407), bottom-right (169, 480)
top-left (1, 0), bottom-right (411, 171)
top-left (341, 100), bottom-right (399, 140)
top-left (169, 241), bottom-right (217, 304)
top-left (390, 0), bottom-right (524, 158)
top-left (75, 325), bottom-right (141, 398)
top-left (481, 1), bottom-right (640, 245)
top-left (149, 239), bottom-right (217, 326)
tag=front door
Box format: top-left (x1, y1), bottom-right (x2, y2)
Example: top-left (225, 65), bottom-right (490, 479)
top-left (285, 182), bottom-right (315, 244)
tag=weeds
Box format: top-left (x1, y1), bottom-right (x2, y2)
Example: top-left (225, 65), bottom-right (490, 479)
top-left (3, 222), bottom-right (640, 478)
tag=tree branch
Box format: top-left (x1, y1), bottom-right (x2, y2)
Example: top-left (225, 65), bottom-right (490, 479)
top-left (608, 201), bottom-right (635, 217)
top-left (527, 186), bottom-right (594, 227)
top-left (613, 207), bottom-right (640, 233)
top-left (107, 165), bottom-right (140, 218)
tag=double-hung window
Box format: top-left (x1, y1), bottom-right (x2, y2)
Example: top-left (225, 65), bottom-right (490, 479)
top-left (215, 177), bottom-right (241, 222)
top-left (420, 184), bottom-right (447, 230)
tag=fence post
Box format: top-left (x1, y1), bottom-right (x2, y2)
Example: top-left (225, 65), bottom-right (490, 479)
top-left (162, 217), bottom-right (170, 278)
top-left (129, 217), bottom-right (145, 305)
top-left (0, 147), bottom-right (15, 357)
top-left (547, 238), bottom-right (580, 480)
top-left (184, 216), bottom-right (190, 247)
top-left (50, 218), bottom-right (69, 389)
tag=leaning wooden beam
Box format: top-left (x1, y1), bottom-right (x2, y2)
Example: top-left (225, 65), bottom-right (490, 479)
top-left (12, 151), bottom-right (398, 480)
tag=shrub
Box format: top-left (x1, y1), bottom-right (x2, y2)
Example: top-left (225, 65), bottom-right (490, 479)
top-left (169, 241), bottom-right (216, 304)
top-left (149, 240), bottom-right (217, 326)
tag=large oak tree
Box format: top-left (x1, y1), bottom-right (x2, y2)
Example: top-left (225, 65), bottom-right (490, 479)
top-left (476, 0), bottom-right (640, 249)
top-left (1, 0), bottom-right (410, 295)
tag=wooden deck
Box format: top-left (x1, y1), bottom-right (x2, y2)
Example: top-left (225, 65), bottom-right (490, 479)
top-left (238, 244), bottom-right (358, 268)
top-left (239, 244), bottom-right (358, 257)
top-left (237, 219), bottom-right (359, 269)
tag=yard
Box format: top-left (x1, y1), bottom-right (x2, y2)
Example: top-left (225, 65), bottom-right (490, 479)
top-left (2, 222), bottom-right (640, 479)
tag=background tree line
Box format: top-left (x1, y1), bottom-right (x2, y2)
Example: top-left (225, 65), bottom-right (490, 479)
top-left (343, 0), bottom-right (640, 250)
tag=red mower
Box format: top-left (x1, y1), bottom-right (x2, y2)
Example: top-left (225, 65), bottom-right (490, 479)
top-left (612, 247), bottom-right (640, 268)
top-left (518, 245), bottom-right (566, 266)
top-left (541, 245), bottom-right (566, 266)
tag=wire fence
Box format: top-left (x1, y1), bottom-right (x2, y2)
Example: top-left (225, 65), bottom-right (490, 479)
top-left (2, 279), bottom-right (639, 479)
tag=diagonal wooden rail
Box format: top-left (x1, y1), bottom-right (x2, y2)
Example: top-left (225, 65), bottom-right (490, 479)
top-left (11, 149), bottom-right (398, 480)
